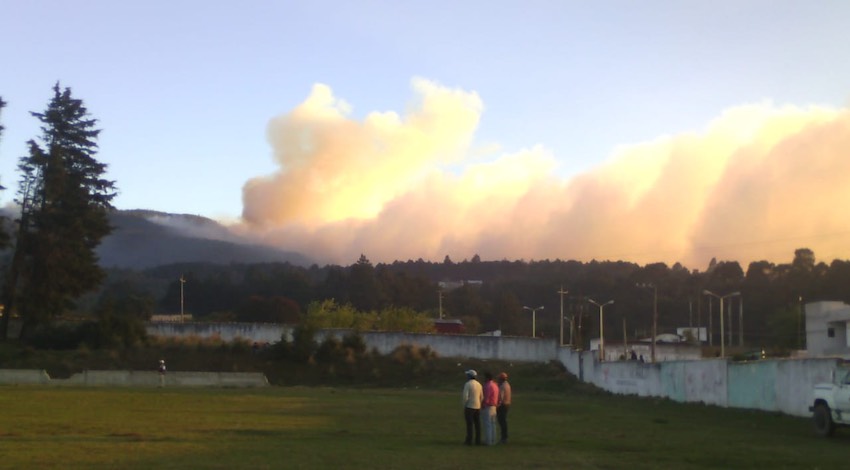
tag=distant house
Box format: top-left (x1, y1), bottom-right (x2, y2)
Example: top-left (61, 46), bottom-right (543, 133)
top-left (150, 314), bottom-right (193, 323)
top-left (805, 301), bottom-right (850, 357)
top-left (438, 280), bottom-right (483, 291)
top-left (590, 339), bottom-right (702, 362)
top-left (434, 319), bottom-right (465, 334)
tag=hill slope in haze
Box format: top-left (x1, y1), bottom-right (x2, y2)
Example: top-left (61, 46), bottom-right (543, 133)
top-left (96, 210), bottom-right (312, 269)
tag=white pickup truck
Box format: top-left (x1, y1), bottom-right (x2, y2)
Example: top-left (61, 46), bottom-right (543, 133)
top-left (811, 367), bottom-right (850, 437)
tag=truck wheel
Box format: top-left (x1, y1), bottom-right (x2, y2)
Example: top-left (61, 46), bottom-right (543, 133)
top-left (813, 403), bottom-right (836, 437)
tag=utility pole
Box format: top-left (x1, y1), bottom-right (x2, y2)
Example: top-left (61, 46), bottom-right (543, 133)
top-left (708, 296), bottom-right (713, 347)
top-left (576, 299), bottom-right (584, 350)
top-left (180, 275), bottom-right (186, 323)
top-left (739, 296), bottom-right (744, 347)
top-left (798, 296), bottom-right (803, 349)
top-left (652, 286), bottom-right (657, 363)
top-left (557, 286), bottom-right (569, 346)
top-left (523, 306), bottom-right (544, 338)
top-left (623, 315), bottom-right (628, 357)
top-left (588, 298), bottom-right (614, 361)
top-left (697, 292), bottom-right (702, 344)
top-left (703, 290), bottom-right (741, 358)
top-left (637, 283), bottom-right (657, 363)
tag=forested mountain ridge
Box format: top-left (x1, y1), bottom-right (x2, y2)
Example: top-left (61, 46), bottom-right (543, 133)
top-left (96, 210), bottom-right (312, 269)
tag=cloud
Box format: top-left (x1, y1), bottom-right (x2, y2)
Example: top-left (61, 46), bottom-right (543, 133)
top-left (242, 78), bottom-right (483, 228)
top-left (240, 79), bottom-right (850, 268)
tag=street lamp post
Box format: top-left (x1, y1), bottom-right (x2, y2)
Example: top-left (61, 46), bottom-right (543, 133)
top-left (588, 298), bottom-right (614, 361)
top-left (557, 287), bottom-right (569, 346)
top-left (523, 306), bottom-right (544, 338)
top-left (738, 296), bottom-right (744, 347)
top-left (637, 283), bottom-right (658, 363)
top-left (179, 275), bottom-right (186, 323)
top-left (703, 290), bottom-right (741, 358)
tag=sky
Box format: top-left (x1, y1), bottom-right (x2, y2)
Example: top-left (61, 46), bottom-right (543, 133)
top-left (1, 1), bottom-right (850, 268)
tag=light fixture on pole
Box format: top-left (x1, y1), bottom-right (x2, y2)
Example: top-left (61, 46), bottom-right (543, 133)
top-left (587, 298), bottom-right (614, 361)
top-left (703, 290), bottom-right (740, 358)
top-left (523, 305), bottom-right (544, 338)
top-left (179, 275), bottom-right (186, 323)
top-left (636, 283), bottom-right (658, 363)
top-left (557, 287), bottom-right (569, 346)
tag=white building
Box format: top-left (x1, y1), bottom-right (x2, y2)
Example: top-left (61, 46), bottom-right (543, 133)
top-left (589, 339), bottom-right (702, 362)
top-left (805, 301), bottom-right (850, 357)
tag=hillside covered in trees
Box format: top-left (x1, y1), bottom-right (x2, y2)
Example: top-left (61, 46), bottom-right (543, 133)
top-left (85, 247), bottom-right (842, 352)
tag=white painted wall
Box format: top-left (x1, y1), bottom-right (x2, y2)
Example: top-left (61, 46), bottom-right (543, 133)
top-left (143, 321), bottom-right (843, 418)
top-left (805, 301), bottom-right (850, 356)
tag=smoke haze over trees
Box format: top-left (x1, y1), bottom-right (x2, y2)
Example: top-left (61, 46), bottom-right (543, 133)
top-left (238, 80), bottom-right (850, 268)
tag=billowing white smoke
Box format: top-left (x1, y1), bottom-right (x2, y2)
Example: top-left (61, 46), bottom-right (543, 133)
top-left (241, 79), bottom-right (850, 268)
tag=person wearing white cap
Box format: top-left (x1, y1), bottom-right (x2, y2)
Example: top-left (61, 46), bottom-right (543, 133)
top-left (462, 369), bottom-right (483, 445)
top-left (158, 359), bottom-right (166, 387)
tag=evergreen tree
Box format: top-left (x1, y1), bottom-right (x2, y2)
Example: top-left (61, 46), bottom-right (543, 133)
top-left (0, 84), bottom-right (117, 340)
top-left (0, 96), bottom-right (10, 248)
top-left (0, 96), bottom-right (6, 142)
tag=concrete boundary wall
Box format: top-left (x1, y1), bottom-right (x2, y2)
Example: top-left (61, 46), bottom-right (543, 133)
top-left (147, 322), bottom-right (556, 361)
top-left (145, 321), bottom-right (842, 417)
top-left (0, 369), bottom-right (51, 385)
top-left (557, 348), bottom-right (841, 417)
top-left (0, 370), bottom-right (268, 387)
top-left (148, 322), bottom-right (287, 344)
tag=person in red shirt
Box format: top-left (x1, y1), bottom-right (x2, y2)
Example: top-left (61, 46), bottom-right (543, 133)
top-left (482, 371), bottom-right (499, 445)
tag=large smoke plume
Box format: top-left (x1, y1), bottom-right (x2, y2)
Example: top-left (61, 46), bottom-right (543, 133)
top-left (240, 79), bottom-right (850, 268)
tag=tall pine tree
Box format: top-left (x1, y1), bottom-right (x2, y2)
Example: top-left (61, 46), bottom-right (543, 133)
top-left (0, 96), bottom-right (6, 138)
top-left (0, 84), bottom-right (117, 340)
top-left (0, 96), bottom-right (9, 249)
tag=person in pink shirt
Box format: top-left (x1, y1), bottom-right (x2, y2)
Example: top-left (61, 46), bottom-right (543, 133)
top-left (481, 371), bottom-right (499, 445)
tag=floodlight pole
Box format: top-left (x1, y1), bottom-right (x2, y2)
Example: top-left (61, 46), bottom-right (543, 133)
top-left (180, 275), bottom-right (186, 323)
top-left (703, 290), bottom-right (741, 358)
top-left (523, 305), bottom-right (544, 338)
top-left (637, 283), bottom-right (657, 363)
top-left (588, 298), bottom-right (614, 361)
top-left (557, 287), bottom-right (569, 346)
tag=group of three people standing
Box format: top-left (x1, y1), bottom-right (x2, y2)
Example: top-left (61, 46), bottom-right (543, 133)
top-left (462, 369), bottom-right (511, 446)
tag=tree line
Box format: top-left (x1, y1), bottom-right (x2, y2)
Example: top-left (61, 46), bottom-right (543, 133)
top-left (1, 87), bottom-right (847, 353)
top-left (86, 247), bottom-right (841, 353)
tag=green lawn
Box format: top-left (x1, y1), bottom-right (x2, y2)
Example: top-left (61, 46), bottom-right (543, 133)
top-left (0, 385), bottom-right (846, 469)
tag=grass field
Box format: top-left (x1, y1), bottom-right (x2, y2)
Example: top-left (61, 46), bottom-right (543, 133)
top-left (0, 384), bottom-right (847, 470)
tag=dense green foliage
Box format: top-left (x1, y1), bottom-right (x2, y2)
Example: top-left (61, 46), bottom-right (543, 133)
top-left (302, 299), bottom-right (435, 333)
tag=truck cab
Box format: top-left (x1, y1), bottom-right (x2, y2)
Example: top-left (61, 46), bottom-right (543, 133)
top-left (811, 368), bottom-right (850, 437)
